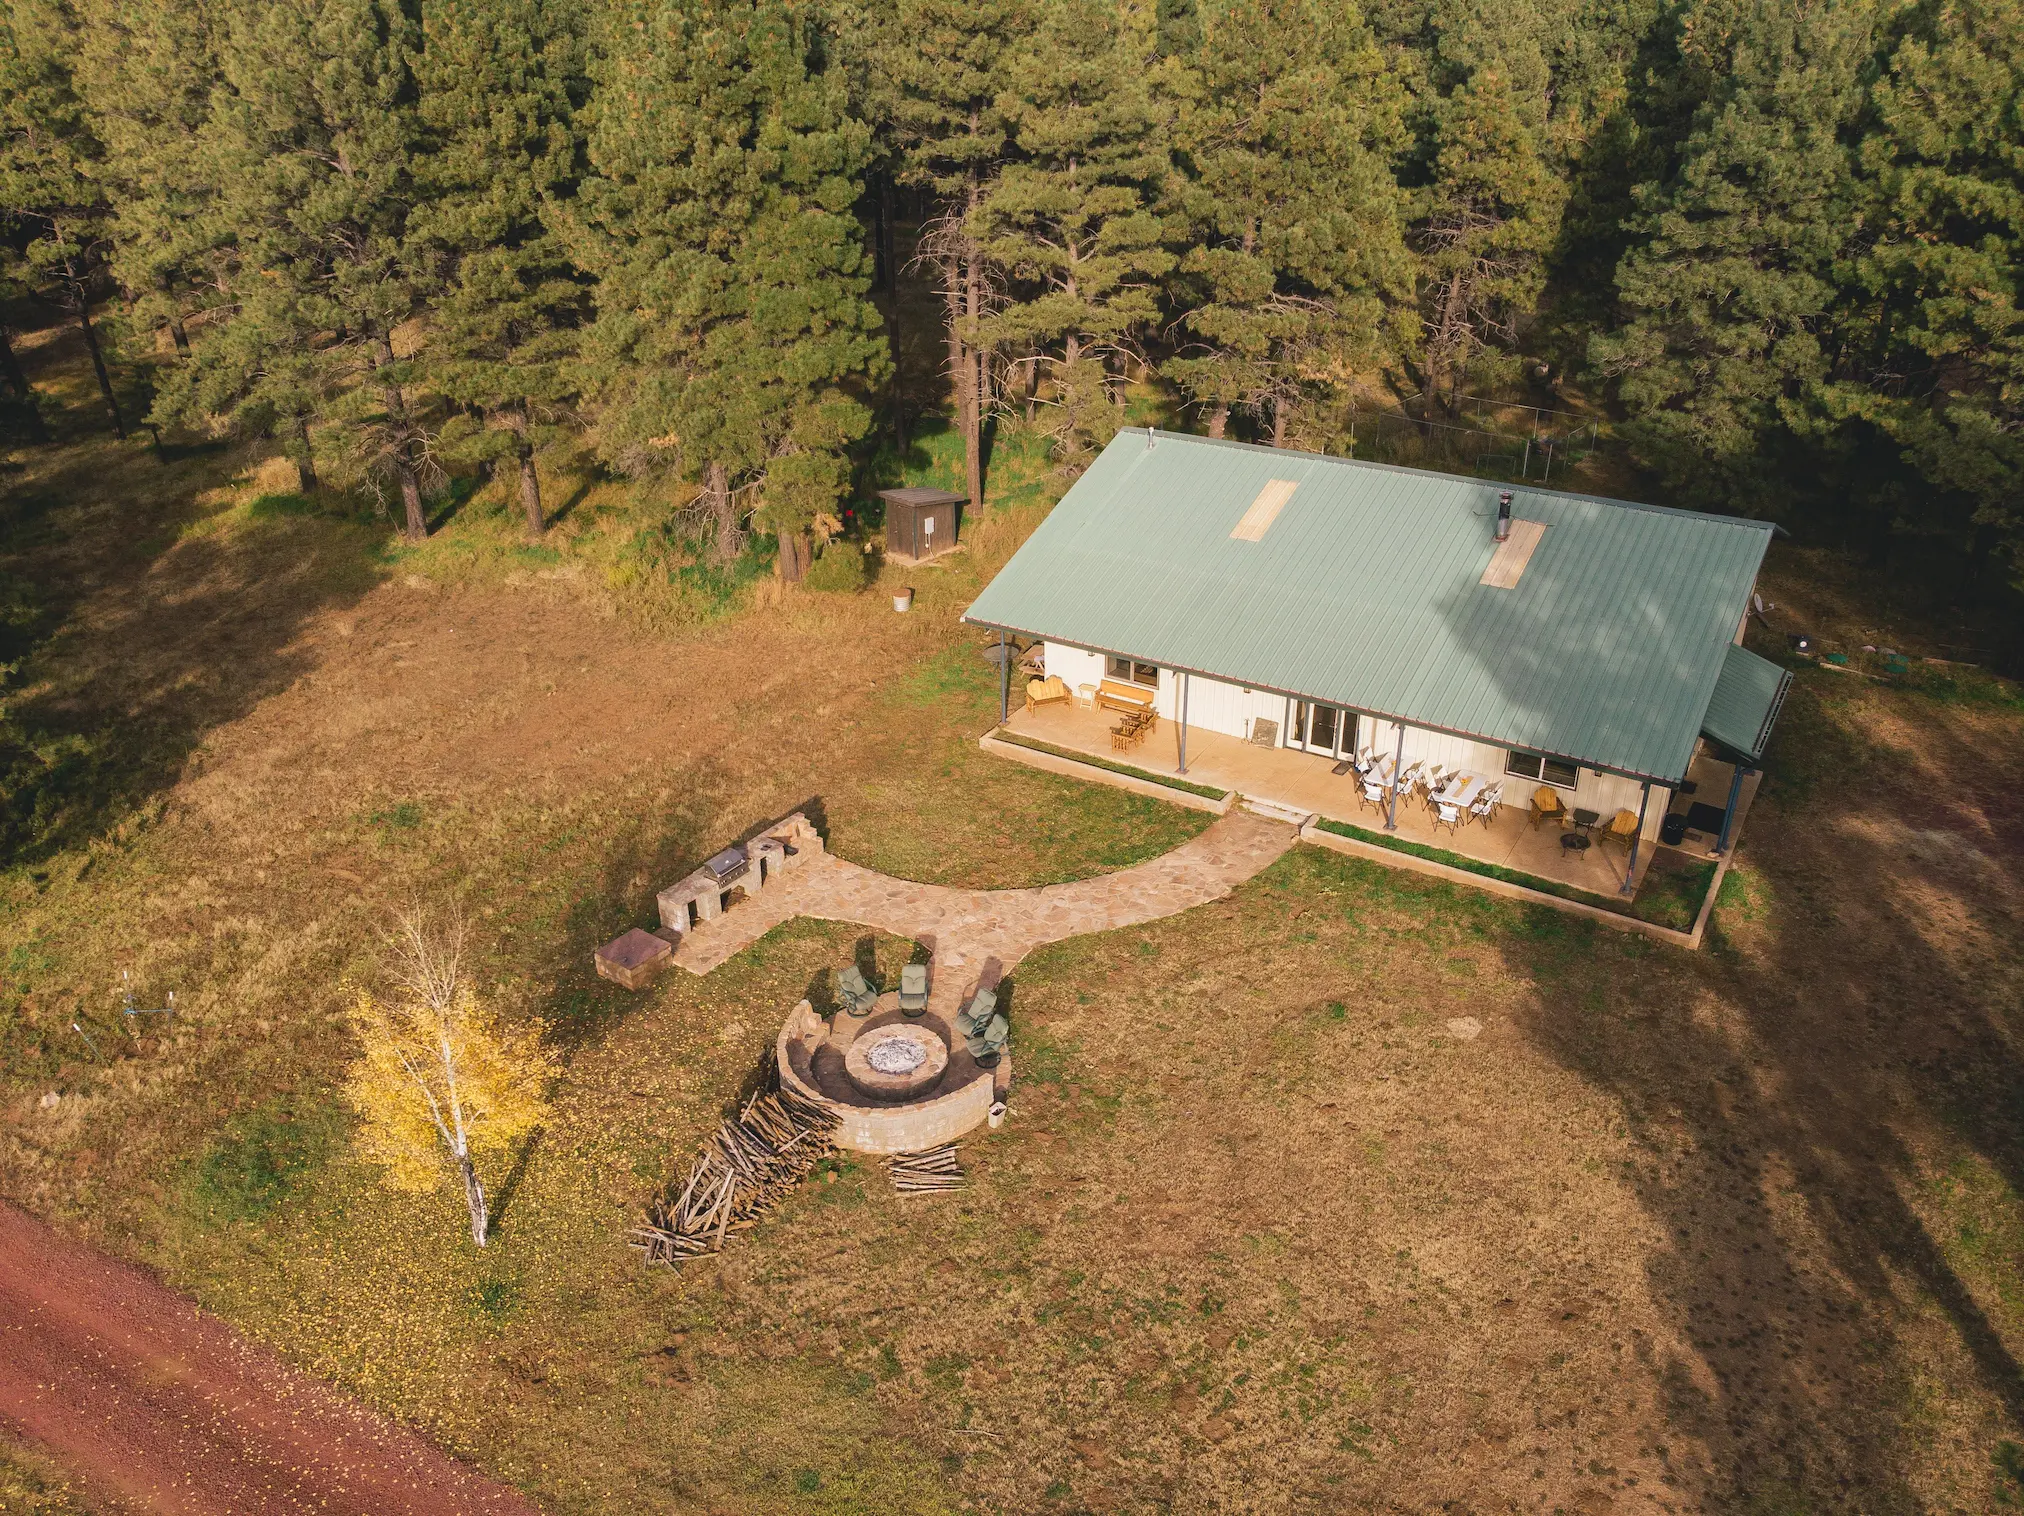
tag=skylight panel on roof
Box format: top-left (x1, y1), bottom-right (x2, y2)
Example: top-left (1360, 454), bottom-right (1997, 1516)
top-left (1230, 479), bottom-right (1299, 541)
top-left (1480, 519), bottom-right (1547, 588)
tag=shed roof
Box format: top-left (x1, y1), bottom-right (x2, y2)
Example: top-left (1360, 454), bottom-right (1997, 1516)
top-left (879, 486), bottom-right (968, 507)
top-left (962, 430), bottom-right (1775, 783)
top-left (1699, 644), bottom-right (1792, 765)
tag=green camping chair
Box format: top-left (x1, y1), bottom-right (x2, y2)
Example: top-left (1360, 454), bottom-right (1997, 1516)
top-left (965, 1012), bottom-right (1009, 1067)
top-left (957, 986), bottom-right (997, 1037)
top-left (836, 964), bottom-right (878, 1018)
top-left (899, 963), bottom-right (930, 1016)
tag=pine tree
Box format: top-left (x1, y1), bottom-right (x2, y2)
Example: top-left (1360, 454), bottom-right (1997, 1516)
top-left (1165, 0), bottom-right (1407, 443)
top-left (1589, 0), bottom-right (1871, 509)
top-left (0, 244), bottom-right (50, 442)
top-left (409, 0), bottom-right (588, 537)
top-left (201, 0), bottom-right (432, 535)
top-left (1412, 57), bottom-right (1561, 409)
top-left (0, 0), bottom-right (128, 437)
top-left (1833, 0), bottom-right (2024, 582)
top-left (870, 0), bottom-right (1026, 506)
top-left (74, 0), bottom-right (229, 362)
top-left (570, 0), bottom-right (887, 569)
top-left (980, 0), bottom-right (1172, 462)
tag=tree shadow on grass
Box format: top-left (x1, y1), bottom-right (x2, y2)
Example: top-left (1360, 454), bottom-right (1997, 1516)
top-left (484, 1128), bottom-right (545, 1242)
top-left (1511, 674), bottom-right (2024, 1507)
top-left (0, 321), bottom-right (383, 873)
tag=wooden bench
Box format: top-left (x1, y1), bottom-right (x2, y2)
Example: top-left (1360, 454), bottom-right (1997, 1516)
top-left (1096, 679), bottom-right (1157, 718)
top-left (1025, 676), bottom-right (1072, 713)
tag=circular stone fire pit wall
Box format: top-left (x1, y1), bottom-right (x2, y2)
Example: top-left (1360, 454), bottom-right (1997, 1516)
top-left (777, 1000), bottom-right (1005, 1154)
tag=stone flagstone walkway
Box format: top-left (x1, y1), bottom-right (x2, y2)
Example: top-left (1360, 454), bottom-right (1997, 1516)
top-left (673, 809), bottom-right (1298, 1013)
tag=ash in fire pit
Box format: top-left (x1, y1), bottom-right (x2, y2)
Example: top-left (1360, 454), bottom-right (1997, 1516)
top-left (867, 1035), bottom-right (928, 1075)
top-left (842, 1020), bottom-right (948, 1099)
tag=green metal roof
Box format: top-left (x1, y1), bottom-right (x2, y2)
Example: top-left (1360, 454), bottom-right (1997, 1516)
top-left (1699, 644), bottom-right (1792, 765)
top-left (963, 429), bottom-right (1776, 783)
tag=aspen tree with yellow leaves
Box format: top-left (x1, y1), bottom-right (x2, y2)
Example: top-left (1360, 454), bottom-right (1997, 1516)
top-left (344, 911), bottom-right (555, 1247)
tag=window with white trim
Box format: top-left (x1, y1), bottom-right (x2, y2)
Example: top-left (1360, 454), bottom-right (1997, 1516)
top-left (1506, 750), bottom-right (1579, 789)
top-left (1105, 657), bottom-right (1159, 687)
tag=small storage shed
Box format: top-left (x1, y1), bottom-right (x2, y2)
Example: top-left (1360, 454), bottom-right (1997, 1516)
top-left (879, 486), bottom-right (967, 564)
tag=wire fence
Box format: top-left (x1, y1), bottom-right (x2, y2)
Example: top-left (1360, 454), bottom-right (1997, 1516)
top-left (1342, 406), bottom-right (1605, 486)
top-left (1398, 390), bottom-right (1604, 445)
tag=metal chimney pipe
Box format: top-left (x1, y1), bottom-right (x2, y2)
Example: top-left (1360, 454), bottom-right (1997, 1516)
top-left (1495, 490), bottom-right (1513, 543)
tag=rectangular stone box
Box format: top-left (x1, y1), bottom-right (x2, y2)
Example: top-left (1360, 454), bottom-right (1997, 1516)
top-left (596, 928), bottom-right (672, 990)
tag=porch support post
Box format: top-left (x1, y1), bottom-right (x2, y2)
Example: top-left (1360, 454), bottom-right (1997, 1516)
top-left (998, 632), bottom-right (1009, 726)
top-left (1385, 721), bottom-right (1405, 831)
top-left (1177, 671), bottom-right (1190, 774)
top-left (1715, 764), bottom-right (1749, 854)
top-left (1622, 780), bottom-right (1652, 896)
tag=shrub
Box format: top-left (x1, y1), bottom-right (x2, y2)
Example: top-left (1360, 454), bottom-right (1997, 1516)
top-left (804, 539), bottom-right (869, 593)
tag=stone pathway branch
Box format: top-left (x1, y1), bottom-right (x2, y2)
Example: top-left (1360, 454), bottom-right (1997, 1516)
top-left (673, 809), bottom-right (1297, 1010)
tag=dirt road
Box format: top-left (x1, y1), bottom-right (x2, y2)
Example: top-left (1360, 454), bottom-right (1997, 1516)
top-left (0, 1202), bottom-right (541, 1516)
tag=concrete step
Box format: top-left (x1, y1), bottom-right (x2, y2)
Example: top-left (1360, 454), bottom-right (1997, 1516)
top-left (1238, 794), bottom-right (1316, 829)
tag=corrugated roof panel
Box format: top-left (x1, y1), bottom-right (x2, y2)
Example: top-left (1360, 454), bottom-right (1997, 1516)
top-left (964, 430), bottom-right (1773, 781)
top-left (1700, 644), bottom-right (1793, 763)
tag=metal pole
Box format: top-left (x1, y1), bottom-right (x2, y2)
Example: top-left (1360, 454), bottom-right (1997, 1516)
top-left (1522, 436), bottom-right (1531, 479)
top-left (1386, 722), bottom-right (1405, 831)
top-left (1542, 440), bottom-right (1554, 486)
top-left (1716, 765), bottom-right (1749, 854)
top-left (1622, 780), bottom-right (1652, 895)
top-left (1177, 672), bottom-right (1190, 774)
top-left (998, 631), bottom-right (1009, 726)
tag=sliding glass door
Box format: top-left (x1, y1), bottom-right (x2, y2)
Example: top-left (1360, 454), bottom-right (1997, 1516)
top-left (1288, 701), bottom-right (1357, 759)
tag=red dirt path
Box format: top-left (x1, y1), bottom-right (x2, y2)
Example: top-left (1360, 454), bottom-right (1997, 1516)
top-left (0, 1202), bottom-right (541, 1516)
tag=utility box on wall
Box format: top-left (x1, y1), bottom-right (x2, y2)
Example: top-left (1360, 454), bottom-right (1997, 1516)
top-left (878, 487), bottom-right (967, 565)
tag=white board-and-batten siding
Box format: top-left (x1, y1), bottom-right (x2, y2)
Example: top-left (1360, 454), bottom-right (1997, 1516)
top-left (1041, 642), bottom-right (1669, 839)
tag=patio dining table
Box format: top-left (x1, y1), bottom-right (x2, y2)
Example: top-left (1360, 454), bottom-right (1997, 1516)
top-left (1435, 773), bottom-right (1488, 810)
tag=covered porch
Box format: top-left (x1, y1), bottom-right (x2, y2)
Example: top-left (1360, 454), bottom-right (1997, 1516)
top-left (1000, 700), bottom-right (1669, 900)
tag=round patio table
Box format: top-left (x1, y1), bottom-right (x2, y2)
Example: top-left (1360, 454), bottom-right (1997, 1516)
top-left (1559, 833), bottom-right (1591, 855)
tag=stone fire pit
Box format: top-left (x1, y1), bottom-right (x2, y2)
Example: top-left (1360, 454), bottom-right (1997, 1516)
top-left (777, 987), bottom-right (1010, 1154)
top-left (845, 1024), bottom-right (948, 1100)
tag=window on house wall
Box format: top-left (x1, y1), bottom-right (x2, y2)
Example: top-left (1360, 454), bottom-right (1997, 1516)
top-left (1106, 656), bottom-right (1159, 687)
top-left (1506, 750), bottom-right (1579, 789)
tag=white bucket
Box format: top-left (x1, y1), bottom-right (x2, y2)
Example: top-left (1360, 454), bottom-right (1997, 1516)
top-left (987, 1101), bottom-right (1007, 1130)
top-left (893, 587), bottom-right (915, 613)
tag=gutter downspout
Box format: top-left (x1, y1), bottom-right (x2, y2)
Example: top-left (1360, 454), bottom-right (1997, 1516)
top-left (1716, 765), bottom-right (1749, 854)
top-left (1622, 781), bottom-right (1652, 895)
top-left (1385, 722), bottom-right (1405, 831)
top-left (1177, 672), bottom-right (1190, 774)
top-left (998, 632), bottom-right (1010, 726)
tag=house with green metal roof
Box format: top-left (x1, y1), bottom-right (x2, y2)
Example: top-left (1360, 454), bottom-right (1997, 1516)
top-left (964, 428), bottom-right (1791, 902)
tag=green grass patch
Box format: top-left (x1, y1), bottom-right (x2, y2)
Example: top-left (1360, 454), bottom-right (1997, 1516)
top-left (186, 1100), bottom-right (338, 1226)
top-left (991, 730), bottom-right (1229, 802)
top-left (1309, 816), bottom-right (1715, 933)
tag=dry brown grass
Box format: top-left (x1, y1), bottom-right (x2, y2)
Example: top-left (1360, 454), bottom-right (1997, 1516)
top-left (4, 319), bottom-right (2024, 1515)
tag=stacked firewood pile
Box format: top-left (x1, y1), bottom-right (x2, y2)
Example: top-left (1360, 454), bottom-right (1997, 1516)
top-left (632, 1067), bottom-right (839, 1267)
top-left (888, 1145), bottom-right (965, 1194)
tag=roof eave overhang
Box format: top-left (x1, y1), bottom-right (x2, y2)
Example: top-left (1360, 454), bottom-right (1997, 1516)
top-left (963, 613), bottom-right (1690, 788)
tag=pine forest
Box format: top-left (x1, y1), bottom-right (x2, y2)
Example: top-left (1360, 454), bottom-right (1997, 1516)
top-left (2, 0), bottom-right (2020, 622)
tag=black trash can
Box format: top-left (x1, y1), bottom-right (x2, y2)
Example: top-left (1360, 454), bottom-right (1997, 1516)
top-left (1660, 812), bottom-right (1690, 847)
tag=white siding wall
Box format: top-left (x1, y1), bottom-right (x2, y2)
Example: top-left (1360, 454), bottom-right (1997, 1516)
top-left (1371, 715), bottom-right (1669, 838)
top-left (1041, 644), bottom-right (1670, 839)
top-left (1042, 643), bottom-right (1106, 694)
top-left (1162, 674), bottom-right (1286, 741)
